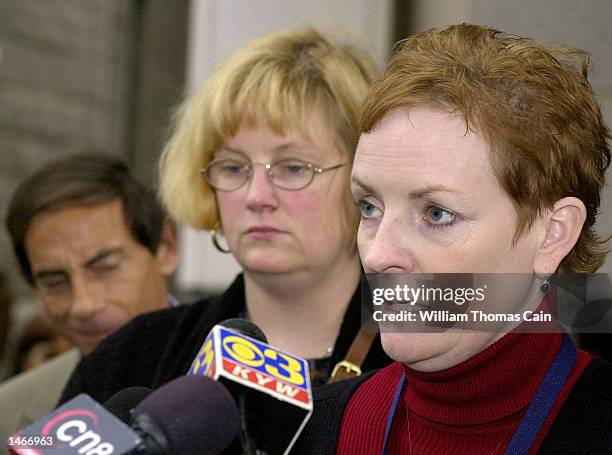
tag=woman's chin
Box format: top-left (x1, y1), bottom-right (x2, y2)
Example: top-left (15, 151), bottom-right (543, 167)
top-left (381, 332), bottom-right (461, 370)
top-left (240, 252), bottom-right (301, 275)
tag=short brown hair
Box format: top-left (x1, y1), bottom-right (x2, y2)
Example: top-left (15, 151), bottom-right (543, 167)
top-left (6, 153), bottom-right (166, 285)
top-left (159, 27), bottom-right (379, 235)
top-left (362, 23), bottom-right (611, 272)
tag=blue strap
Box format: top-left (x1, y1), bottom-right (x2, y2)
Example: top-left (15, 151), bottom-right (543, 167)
top-left (380, 334), bottom-right (576, 455)
top-left (381, 373), bottom-right (406, 455)
top-left (504, 333), bottom-right (576, 455)
top-left (167, 293), bottom-right (181, 308)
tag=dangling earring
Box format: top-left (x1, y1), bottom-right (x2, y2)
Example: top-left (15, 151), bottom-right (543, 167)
top-left (210, 227), bottom-right (231, 253)
top-left (540, 269), bottom-right (551, 295)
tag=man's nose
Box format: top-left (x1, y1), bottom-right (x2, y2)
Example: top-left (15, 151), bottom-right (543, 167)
top-left (69, 276), bottom-right (104, 320)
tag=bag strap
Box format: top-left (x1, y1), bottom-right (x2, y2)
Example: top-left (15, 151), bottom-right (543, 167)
top-left (329, 328), bottom-right (376, 382)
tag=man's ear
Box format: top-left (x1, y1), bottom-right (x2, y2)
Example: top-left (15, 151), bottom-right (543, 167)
top-left (155, 219), bottom-right (178, 276)
top-left (533, 197), bottom-right (587, 277)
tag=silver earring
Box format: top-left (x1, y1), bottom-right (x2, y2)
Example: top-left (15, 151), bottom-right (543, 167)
top-left (210, 229), bottom-right (231, 254)
top-left (540, 276), bottom-right (551, 294)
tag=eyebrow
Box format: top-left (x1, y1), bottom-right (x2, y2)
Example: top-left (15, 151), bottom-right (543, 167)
top-left (83, 248), bottom-right (123, 268)
top-left (33, 248), bottom-right (124, 282)
top-left (407, 185), bottom-right (459, 199)
top-left (34, 269), bottom-right (68, 282)
top-left (215, 146), bottom-right (246, 157)
top-left (350, 176), bottom-right (378, 196)
top-left (351, 176), bottom-right (459, 199)
top-left (217, 142), bottom-right (312, 156)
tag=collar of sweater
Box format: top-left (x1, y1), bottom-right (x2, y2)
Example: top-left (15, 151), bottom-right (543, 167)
top-left (402, 332), bottom-right (562, 425)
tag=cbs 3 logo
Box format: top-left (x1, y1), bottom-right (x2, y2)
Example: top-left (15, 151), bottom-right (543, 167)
top-left (223, 335), bottom-right (306, 386)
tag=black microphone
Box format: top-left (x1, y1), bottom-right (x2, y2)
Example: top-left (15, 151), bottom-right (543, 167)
top-left (219, 318), bottom-right (267, 343)
top-left (130, 375), bottom-right (240, 455)
top-left (189, 319), bottom-right (313, 455)
top-left (219, 319), bottom-right (267, 455)
top-left (103, 386), bottom-right (153, 424)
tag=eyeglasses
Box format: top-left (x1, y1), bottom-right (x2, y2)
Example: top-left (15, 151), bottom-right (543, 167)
top-left (201, 158), bottom-right (347, 191)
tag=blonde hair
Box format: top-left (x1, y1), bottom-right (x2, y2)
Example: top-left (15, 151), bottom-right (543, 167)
top-left (160, 27), bottom-right (379, 233)
top-left (362, 24), bottom-right (611, 272)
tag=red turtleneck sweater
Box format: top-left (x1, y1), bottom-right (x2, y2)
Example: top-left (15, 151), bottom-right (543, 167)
top-left (336, 333), bottom-right (591, 454)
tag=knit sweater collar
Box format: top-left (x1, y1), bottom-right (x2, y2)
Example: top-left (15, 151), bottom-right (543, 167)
top-left (402, 332), bottom-right (562, 425)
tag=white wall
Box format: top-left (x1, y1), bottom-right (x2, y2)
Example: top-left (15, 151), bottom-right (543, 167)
top-left (176, 0), bottom-right (393, 292)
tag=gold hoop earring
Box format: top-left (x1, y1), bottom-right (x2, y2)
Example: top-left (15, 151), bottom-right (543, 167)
top-left (210, 229), bottom-right (231, 253)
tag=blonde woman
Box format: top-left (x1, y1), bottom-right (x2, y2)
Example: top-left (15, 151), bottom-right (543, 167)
top-left (61, 28), bottom-right (391, 406)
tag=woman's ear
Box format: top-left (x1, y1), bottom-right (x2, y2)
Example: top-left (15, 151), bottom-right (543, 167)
top-left (533, 197), bottom-right (587, 277)
top-left (155, 219), bottom-right (179, 276)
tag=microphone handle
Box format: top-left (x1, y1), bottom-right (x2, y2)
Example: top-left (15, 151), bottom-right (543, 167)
top-left (238, 393), bottom-right (259, 455)
top-left (130, 413), bottom-right (169, 455)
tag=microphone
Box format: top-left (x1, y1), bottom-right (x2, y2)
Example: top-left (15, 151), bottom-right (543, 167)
top-left (8, 378), bottom-right (239, 455)
top-left (189, 319), bottom-right (313, 455)
top-left (218, 319), bottom-right (268, 454)
top-left (7, 394), bottom-right (139, 454)
top-left (104, 387), bottom-right (153, 424)
top-left (129, 376), bottom-right (240, 455)
top-left (219, 318), bottom-right (267, 343)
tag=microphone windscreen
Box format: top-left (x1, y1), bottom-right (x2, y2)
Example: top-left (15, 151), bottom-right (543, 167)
top-left (103, 386), bottom-right (152, 423)
top-left (134, 376), bottom-right (240, 455)
top-left (219, 317), bottom-right (267, 342)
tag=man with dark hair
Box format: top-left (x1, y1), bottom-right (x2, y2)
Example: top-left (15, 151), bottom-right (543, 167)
top-left (0, 153), bottom-right (178, 442)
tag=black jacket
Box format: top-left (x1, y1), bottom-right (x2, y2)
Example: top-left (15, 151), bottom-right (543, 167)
top-left (291, 358), bottom-right (612, 454)
top-left (59, 274), bottom-right (391, 405)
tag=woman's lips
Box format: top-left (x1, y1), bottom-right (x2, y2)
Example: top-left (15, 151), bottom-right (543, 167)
top-left (246, 226), bottom-right (284, 239)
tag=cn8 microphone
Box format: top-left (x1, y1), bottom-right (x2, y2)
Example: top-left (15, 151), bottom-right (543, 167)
top-left (7, 394), bottom-right (139, 455)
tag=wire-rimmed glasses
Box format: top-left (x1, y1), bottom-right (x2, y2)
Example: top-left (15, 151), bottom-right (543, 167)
top-left (201, 158), bottom-right (346, 191)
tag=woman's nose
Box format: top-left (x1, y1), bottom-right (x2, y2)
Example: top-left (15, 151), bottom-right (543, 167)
top-left (360, 217), bottom-right (416, 273)
top-left (245, 166), bottom-right (278, 212)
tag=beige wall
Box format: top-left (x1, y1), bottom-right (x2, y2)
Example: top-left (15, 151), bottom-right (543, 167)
top-left (0, 1), bottom-right (188, 299)
top-left (0, 0), bottom-right (134, 297)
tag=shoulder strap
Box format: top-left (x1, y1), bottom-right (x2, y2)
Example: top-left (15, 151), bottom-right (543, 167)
top-left (330, 328), bottom-right (376, 382)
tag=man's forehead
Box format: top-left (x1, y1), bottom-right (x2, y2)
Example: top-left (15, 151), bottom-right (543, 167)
top-left (25, 200), bottom-right (132, 268)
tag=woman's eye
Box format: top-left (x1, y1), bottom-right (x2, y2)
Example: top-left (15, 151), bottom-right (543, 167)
top-left (221, 162), bottom-right (246, 174)
top-left (425, 206), bottom-right (455, 227)
top-left (358, 200), bottom-right (381, 219)
top-left (279, 161), bottom-right (309, 174)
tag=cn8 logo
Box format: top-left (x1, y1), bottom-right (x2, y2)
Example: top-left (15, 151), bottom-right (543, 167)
top-left (222, 334), bottom-right (306, 387)
top-left (42, 410), bottom-right (114, 454)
